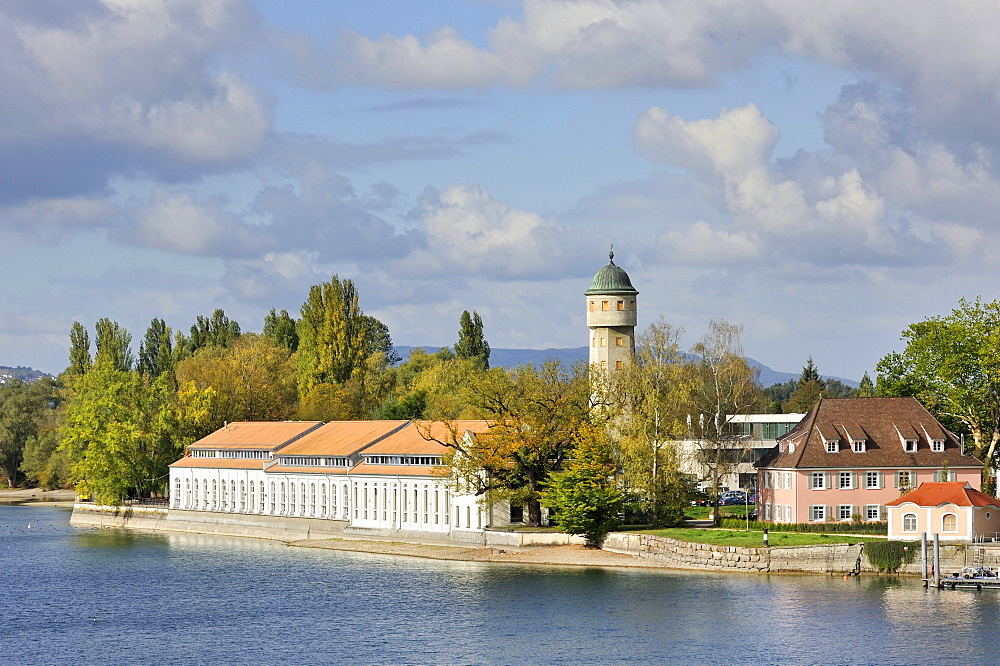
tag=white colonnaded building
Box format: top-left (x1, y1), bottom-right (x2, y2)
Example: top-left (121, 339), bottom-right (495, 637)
top-left (168, 419), bottom-right (496, 542)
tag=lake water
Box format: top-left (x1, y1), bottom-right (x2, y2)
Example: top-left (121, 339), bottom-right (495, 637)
top-left (3, 504), bottom-right (996, 665)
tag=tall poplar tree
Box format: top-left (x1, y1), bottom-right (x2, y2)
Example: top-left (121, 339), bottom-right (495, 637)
top-left (296, 275), bottom-right (368, 390)
top-left (263, 308), bottom-right (299, 352)
top-left (138, 317), bottom-right (174, 378)
top-left (67, 321), bottom-right (92, 376)
top-left (94, 318), bottom-right (133, 372)
top-left (455, 310), bottom-right (490, 369)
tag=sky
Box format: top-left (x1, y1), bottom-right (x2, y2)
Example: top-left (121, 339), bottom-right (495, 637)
top-left (4, 0), bottom-right (1000, 381)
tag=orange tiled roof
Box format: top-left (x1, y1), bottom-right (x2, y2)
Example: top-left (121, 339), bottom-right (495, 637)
top-left (349, 462), bottom-right (448, 477)
top-left (278, 420), bottom-right (410, 456)
top-left (886, 481), bottom-right (1000, 508)
top-left (188, 421), bottom-right (323, 450)
top-left (361, 420), bottom-right (491, 455)
top-left (757, 397), bottom-right (982, 470)
top-left (266, 465), bottom-right (350, 475)
top-left (169, 458), bottom-right (267, 470)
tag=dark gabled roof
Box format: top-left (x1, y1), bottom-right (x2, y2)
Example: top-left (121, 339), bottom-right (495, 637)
top-left (757, 397), bottom-right (982, 470)
top-left (584, 250), bottom-right (638, 296)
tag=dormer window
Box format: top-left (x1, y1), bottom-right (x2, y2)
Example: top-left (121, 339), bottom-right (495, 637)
top-left (932, 439), bottom-right (944, 452)
top-left (853, 440), bottom-right (866, 453)
top-left (825, 440), bottom-right (839, 453)
top-left (904, 439), bottom-right (917, 452)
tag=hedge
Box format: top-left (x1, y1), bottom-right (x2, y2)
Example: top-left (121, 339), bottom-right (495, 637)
top-left (717, 518), bottom-right (888, 535)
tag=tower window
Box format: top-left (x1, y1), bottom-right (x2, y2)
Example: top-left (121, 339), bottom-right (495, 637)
top-left (600, 361), bottom-right (607, 369)
top-left (591, 337), bottom-right (596, 347)
top-left (589, 301), bottom-right (595, 311)
top-left (617, 301), bottom-right (625, 311)
top-left (630, 300), bottom-right (636, 310)
top-left (602, 301), bottom-right (609, 311)
top-left (615, 361), bottom-right (623, 370)
top-left (615, 337), bottom-right (624, 347)
top-left (600, 338), bottom-right (606, 347)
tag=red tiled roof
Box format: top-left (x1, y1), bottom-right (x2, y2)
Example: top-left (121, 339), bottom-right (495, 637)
top-left (169, 458), bottom-right (267, 470)
top-left (349, 462), bottom-right (448, 477)
top-left (277, 420), bottom-right (410, 456)
top-left (886, 481), bottom-right (1000, 508)
top-left (188, 421), bottom-right (323, 450)
top-left (362, 420), bottom-right (491, 455)
top-left (758, 397), bottom-right (982, 470)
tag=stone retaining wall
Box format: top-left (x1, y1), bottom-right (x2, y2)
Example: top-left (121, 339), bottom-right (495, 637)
top-left (603, 533), bottom-right (975, 575)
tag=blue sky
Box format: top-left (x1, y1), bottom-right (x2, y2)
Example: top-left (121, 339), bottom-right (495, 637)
top-left (4, 1), bottom-right (1000, 381)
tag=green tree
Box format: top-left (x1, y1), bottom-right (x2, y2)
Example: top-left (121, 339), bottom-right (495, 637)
top-left (67, 321), bottom-right (92, 376)
top-left (455, 310), bottom-right (490, 369)
top-left (362, 315), bottom-right (402, 366)
top-left (687, 320), bottom-right (764, 525)
top-left (856, 372), bottom-right (875, 397)
top-left (263, 308), bottom-right (299, 352)
top-left (177, 309), bottom-right (242, 357)
top-left (429, 360), bottom-right (590, 526)
top-left (0, 378), bottom-right (57, 487)
top-left (541, 423), bottom-right (624, 547)
top-left (138, 317), bottom-right (174, 379)
top-left (60, 366), bottom-right (211, 504)
top-left (94, 318), bottom-right (134, 372)
top-left (175, 333), bottom-right (297, 429)
top-left (296, 275), bottom-right (368, 390)
top-left (877, 297), bottom-right (1000, 475)
top-left (605, 318), bottom-right (690, 527)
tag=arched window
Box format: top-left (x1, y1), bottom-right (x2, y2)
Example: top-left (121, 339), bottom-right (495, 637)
top-left (290, 483), bottom-right (296, 515)
top-left (269, 481), bottom-right (275, 513)
top-left (231, 481), bottom-right (237, 512)
top-left (185, 478), bottom-right (191, 509)
top-left (310, 483), bottom-right (316, 517)
top-left (320, 484), bottom-right (327, 517)
top-left (249, 481), bottom-right (254, 513)
top-left (239, 480), bottom-right (245, 512)
top-left (942, 513), bottom-right (958, 532)
top-left (902, 513), bottom-right (918, 532)
top-left (260, 481), bottom-right (265, 513)
top-left (300, 482), bottom-right (306, 515)
top-left (281, 482), bottom-right (287, 514)
top-left (173, 478), bottom-right (181, 508)
top-left (211, 480), bottom-right (218, 511)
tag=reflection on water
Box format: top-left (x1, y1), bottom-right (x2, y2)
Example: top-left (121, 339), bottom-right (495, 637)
top-left (4, 504), bottom-right (999, 664)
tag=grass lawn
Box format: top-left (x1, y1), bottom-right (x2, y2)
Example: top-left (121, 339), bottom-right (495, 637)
top-left (685, 505), bottom-right (753, 520)
top-left (633, 527), bottom-right (886, 548)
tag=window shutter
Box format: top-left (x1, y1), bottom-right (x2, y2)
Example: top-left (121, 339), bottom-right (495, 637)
top-left (852, 505), bottom-right (858, 520)
top-left (825, 505), bottom-right (832, 521)
top-left (877, 471), bottom-right (884, 489)
top-left (950, 471), bottom-right (957, 482)
top-left (825, 472), bottom-right (831, 489)
top-left (852, 472), bottom-right (857, 489)
top-left (893, 471), bottom-right (900, 488)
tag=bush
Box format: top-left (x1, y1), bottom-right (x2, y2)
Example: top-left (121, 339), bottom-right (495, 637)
top-left (865, 541), bottom-right (916, 573)
top-left (719, 518), bottom-right (888, 535)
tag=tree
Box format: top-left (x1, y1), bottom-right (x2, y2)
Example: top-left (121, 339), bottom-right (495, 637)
top-left (687, 320), bottom-right (764, 525)
top-left (67, 321), bottom-right (92, 376)
top-left (605, 318), bottom-right (690, 527)
top-left (799, 356), bottom-right (824, 387)
top-left (296, 275), bottom-right (368, 390)
top-left (177, 309), bottom-right (242, 358)
top-left (263, 308), bottom-right (299, 352)
top-left (362, 315), bottom-right (402, 366)
top-left (428, 361), bottom-right (590, 526)
top-left (541, 423), bottom-right (624, 547)
top-left (60, 365), bottom-right (211, 504)
top-left (455, 310), bottom-right (490, 369)
top-left (175, 333), bottom-right (297, 429)
top-left (94, 318), bottom-right (134, 372)
top-left (877, 297), bottom-right (1000, 476)
top-left (138, 317), bottom-right (174, 379)
top-left (785, 357), bottom-right (826, 412)
top-left (856, 372), bottom-right (875, 397)
top-left (0, 378), bottom-right (57, 487)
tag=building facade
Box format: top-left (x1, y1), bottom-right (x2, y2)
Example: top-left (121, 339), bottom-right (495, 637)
top-left (168, 419), bottom-right (495, 540)
top-left (756, 397), bottom-right (982, 524)
top-left (585, 248), bottom-right (638, 373)
top-left (886, 482), bottom-right (1000, 542)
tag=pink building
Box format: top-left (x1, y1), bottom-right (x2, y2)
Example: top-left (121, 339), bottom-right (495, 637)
top-left (886, 482), bottom-right (1000, 542)
top-left (756, 397), bottom-right (982, 524)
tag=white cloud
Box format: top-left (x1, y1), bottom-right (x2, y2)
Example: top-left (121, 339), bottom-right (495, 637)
top-left (396, 184), bottom-right (587, 279)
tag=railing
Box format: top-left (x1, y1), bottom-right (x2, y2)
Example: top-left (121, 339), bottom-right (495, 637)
top-left (124, 497), bottom-right (170, 508)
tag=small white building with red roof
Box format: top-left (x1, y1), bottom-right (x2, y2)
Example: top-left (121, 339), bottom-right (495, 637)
top-left (886, 481), bottom-right (1000, 542)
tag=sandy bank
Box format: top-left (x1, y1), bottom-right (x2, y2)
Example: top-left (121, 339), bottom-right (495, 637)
top-left (0, 488), bottom-right (77, 507)
top-left (290, 538), bottom-right (671, 568)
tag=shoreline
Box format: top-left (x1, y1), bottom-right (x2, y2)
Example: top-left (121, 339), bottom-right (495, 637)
top-left (0, 488), bottom-right (77, 507)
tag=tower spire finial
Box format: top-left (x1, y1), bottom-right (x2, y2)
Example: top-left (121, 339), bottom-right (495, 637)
top-left (609, 244), bottom-right (614, 263)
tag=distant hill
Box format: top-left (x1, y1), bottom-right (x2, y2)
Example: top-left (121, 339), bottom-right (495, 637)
top-left (0, 366), bottom-right (52, 384)
top-left (393, 347), bottom-right (858, 388)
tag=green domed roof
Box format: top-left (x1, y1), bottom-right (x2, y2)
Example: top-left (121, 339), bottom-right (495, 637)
top-left (585, 249), bottom-right (638, 295)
